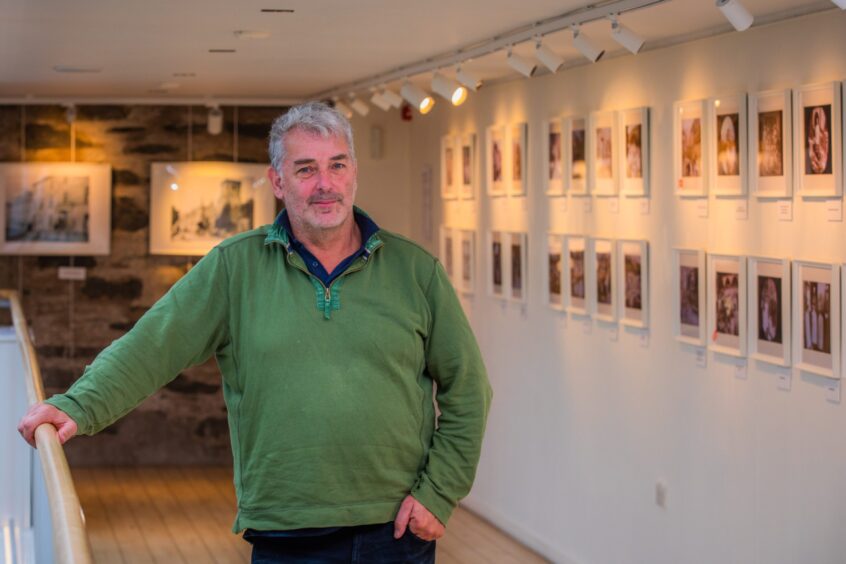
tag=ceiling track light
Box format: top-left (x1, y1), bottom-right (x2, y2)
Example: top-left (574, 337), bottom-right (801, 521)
top-left (716, 0), bottom-right (753, 31)
top-left (370, 90), bottom-right (392, 111)
top-left (506, 48), bottom-right (537, 78)
top-left (333, 98), bottom-right (354, 119)
top-left (400, 82), bottom-right (435, 114)
top-left (609, 16), bottom-right (644, 54)
top-left (572, 25), bottom-right (605, 63)
top-left (207, 105), bottom-right (223, 135)
top-left (349, 96), bottom-right (370, 116)
top-left (431, 72), bottom-right (468, 106)
top-left (534, 39), bottom-right (564, 73)
top-left (380, 88), bottom-right (404, 108)
top-left (456, 67), bottom-right (482, 91)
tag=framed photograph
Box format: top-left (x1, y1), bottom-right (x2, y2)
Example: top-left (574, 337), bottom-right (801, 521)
top-left (486, 126), bottom-right (507, 197)
top-left (459, 133), bottom-right (477, 200)
top-left (674, 248), bottom-right (707, 346)
top-left (458, 229), bottom-right (475, 294)
top-left (565, 235), bottom-right (587, 315)
top-left (792, 261), bottom-right (839, 378)
top-left (707, 254), bottom-right (747, 357)
top-left (150, 162), bottom-right (275, 256)
top-left (750, 89), bottom-right (793, 198)
top-left (565, 116), bottom-right (588, 195)
top-left (589, 111), bottom-right (618, 196)
top-left (673, 99), bottom-right (708, 197)
top-left (547, 233), bottom-right (565, 310)
top-left (488, 231), bottom-right (506, 299)
top-left (439, 225), bottom-right (456, 282)
top-left (440, 135), bottom-right (458, 200)
top-left (709, 93), bottom-right (748, 196)
top-left (748, 256), bottom-right (791, 366)
top-left (794, 82), bottom-right (842, 197)
top-left (509, 123), bottom-right (528, 196)
top-left (509, 232), bottom-right (528, 303)
top-left (591, 238), bottom-right (616, 322)
top-left (546, 119), bottom-right (565, 196)
top-left (618, 240), bottom-right (649, 328)
top-left (0, 162), bottom-right (111, 255)
top-left (618, 108), bottom-right (650, 197)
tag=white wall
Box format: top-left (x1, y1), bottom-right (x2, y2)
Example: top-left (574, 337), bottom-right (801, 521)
top-left (357, 8), bottom-right (846, 564)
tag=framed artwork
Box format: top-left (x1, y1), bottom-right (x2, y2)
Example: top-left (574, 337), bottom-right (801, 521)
top-left (794, 82), bottom-right (842, 197)
top-left (618, 240), bottom-right (649, 328)
top-left (565, 116), bottom-right (588, 195)
top-left (673, 99), bottom-right (708, 197)
top-left (458, 229), bottom-right (475, 295)
top-left (459, 133), bottom-right (477, 200)
top-left (0, 162), bottom-right (112, 255)
top-left (792, 261), bottom-right (840, 378)
top-left (547, 233), bottom-right (565, 310)
top-left (750, 89), bottom-right (793, 198)
top-left (618, 107), bottom-right (650, 197)
top-left (546, 119), bottom-right (565, 196)
top-left (709, 93), bottom-right (748, 196)
top-left (488, 231), bottom-right (506, 299)
top-left (707, 254), bottom-right (747, 357)
top-left (486, 126), bottom-right (507, 197)
top-left (591, 238), bottom-right (616, 322)
top-left (565, 235), bottom-right (587, 315)
top-left (674, 248), bottom-right (707, 346)
top-left (439, 225), bottom-right (456, 282)
top-left (748, 256), bottom-right (791, 367)
top-left (150, 162), bottom-right (275, 256)
top-left (589, 111), bottom-right (618, 196)
top-left (509, 123), bottom-right (528, 196)
top-left (440, 135), bottom-right (458, 200)
top-left (509, 232), bottom-right (528, 303)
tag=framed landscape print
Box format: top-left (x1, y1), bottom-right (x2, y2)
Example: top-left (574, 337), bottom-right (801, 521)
top-left (748, 256), bottom-right (791, 366)
top-left (591, 237), bottom-right (616, 322)
top-left (439, 225), bottom-right (456, 282)
top-left (566, 116), bottom-right (588, 195)
top-left (150, 162), bottom-right (275, 256)
top-left (458, 229), bottom-right (475, 294)
top-left (509, 123), bottom-right (528, 196)
top-left (618, 107), bottom-right (650, 197)
top-left (589, 111), bottom-right (618, 196)
top-left (547, 233), bottom-right (565, 310)
top-left (0, 162), bottom-right (112, 255)
top-left (709, 93), bottom-right (748, 196)
top-left (566, 235), bottom-right (587, 315)
top-left (509, 232), bottom-right (528, 302)
top-left (750, 89), bottom-right (793, 198)
top-left (546, 119), bottom-right (565, 196)
top-left (794, 82), bottom-right (842, 197)
top-left (673, 99), bottom-right (708, 197)
top-left (488, 231), bottom-right (506, 298)
top-left (618, 239), bottom-right (649, 328)
top-left (486, 126), bottom-right (507, 197)
top-left (707, 254), bottom-right (747, 357)
top-left (792, 261), bottom-right (839, 378)
top-left (459, 133), bottom-right (477, 200)
top-left (440, 135), bottom-right (458, 200)
top-left (674, 248), bottom-right (706, 346)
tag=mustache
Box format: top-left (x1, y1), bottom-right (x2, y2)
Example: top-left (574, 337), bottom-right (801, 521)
top-left (308, 193), bottom-right (342, 204)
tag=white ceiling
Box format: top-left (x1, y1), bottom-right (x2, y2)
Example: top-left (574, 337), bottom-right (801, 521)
top-left (0, 0), bottom-right (835, 103)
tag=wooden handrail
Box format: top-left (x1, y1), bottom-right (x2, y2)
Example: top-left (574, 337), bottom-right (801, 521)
top-left (1, 290), bottom-right (93, 564)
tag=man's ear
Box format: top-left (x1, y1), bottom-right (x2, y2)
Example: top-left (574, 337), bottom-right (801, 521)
top-left (267, 166), bottom-right (285, 200)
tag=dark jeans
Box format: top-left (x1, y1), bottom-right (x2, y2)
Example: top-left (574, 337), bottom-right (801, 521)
top-left (245, 522), bottom-right (436, 564)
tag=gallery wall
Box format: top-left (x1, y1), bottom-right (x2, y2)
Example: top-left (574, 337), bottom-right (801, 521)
top-left (389, 8), bottom-right (846, 564)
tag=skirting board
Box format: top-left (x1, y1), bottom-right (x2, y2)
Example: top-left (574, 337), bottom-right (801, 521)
top-left (460, 497), bottom-right (581, 564)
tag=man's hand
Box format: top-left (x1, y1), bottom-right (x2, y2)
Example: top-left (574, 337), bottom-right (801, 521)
top-left (393, 495), bottom-right (445, 541)
top-left (17, 402), bottom-right (77, 448)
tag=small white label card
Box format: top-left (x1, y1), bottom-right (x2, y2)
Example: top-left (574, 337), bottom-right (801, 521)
top-left (696, 199), bottom-right (709, 218)
top-left (777, 200), bottom-right (793, 222)
top-left (734, 362), bottom-right (747, 379)
top-left (777, 370), bottom-right (791, 391)
top-left (696, 348), bottom-right (707, 367)
top-left (826, 200), bottom-right (843, 222)
top-left (826, 379), bottom-right (841, 403)
top-left (734, 200), bottom-right (749, 221)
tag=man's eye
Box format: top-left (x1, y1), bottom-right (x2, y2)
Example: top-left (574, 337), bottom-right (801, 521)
top-left (331, 162), bottom-right (346, 170)
top-left (297, 166), bottom-right (316, 175)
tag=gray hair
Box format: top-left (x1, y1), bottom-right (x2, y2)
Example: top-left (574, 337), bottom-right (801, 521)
top-left (268, 101), bottom-right (355, 172)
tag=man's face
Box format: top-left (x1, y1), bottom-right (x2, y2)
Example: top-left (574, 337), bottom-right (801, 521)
top-left (269, 128), bottom-right (357, 234)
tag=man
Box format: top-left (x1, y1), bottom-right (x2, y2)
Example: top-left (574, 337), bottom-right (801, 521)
top-left (18, 102), bottom-right (492, 563)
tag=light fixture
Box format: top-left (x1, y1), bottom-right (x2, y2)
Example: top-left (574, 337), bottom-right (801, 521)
top-left (400, 82), bottom-right (435, 114)
top-left (716, 0), bottom-right (753, 31)
top-left (610, 17), bottom-right (644, 54)
top-left (370, 90), bottom-right (392, 111)
top-left (64, 104), bottom-right (77, 124)
top-left (380, 88), bottom-right (404, 108)
top-left (534, 40), bottom-right (564, 73)
top-left (456, 67), bottom-right (482, 91)
top-left (333, 99), bottom-right (354, 119)
top-left (207, 106), bottom-right (223, 135)
top-left (431, 73), bottom-right (467, 106)
top-left (572, 25), bottom-right (605, 62)
top-left (349, 96), bottom-right (370, 116)
top-left (506, 48), bottom-right (537, 78)
top-left (170, 182), bottom-right (179, 191)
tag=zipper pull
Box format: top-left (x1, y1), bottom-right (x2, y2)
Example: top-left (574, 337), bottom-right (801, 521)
top-left (324, 287), bottom-right (331, 302)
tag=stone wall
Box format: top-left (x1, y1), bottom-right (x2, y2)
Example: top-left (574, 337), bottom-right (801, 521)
top-left (0, 104), bottom-right (287, 466)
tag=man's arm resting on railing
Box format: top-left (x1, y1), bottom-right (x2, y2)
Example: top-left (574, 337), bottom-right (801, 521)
top-left (18, 402), bottom-right (78, 448)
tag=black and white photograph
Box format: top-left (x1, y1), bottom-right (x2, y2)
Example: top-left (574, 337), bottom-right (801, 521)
top-left (571, 250), bottom-right (585, 299)
top-left (758, 275), bottom-right (782, 344)
top-left (749, 257), bottom-right (791, 366)
top-left (566, 236), bottom-right (587, 314)
top-left (675, 248), bottom-right (706, 344)
top-left (441, 135), bottom-right (457, 199)
top-left (681, 117), bottom-right (701, 178)
top-left (595, 126), bottom-right (613, 179)
top-left (804, 105), bottom-right (832, 175)
top-left (440, 226), bottom-right (455, 281)
top-left (758, 110), bottom-right (783, 177)
top-left (459, 229), bottom-right (475, 294)
top-left (708, 254), bottom-right (746, 357)
top-left (626, 124), bottom-right (642, 179)
top-left (590, 112), bottom-right (617, 196)
top-left (546, 120), bottom-right (564, 196)
top-left (619, 107), bottom-right (650, 197)
top-left (716, 112), bottom-right (740, 176)
top-left (569, 117), bottom-right (587, 195)
top-left (592, 238), bottom-right (615, 321)
top-left (802, 281), bottom-right (830, 354)
top-left (618, 240), bottom-right (648, 327)
top-left (597, 252), bottom-right (612, 305)
top-left (751, 89), bottom-right (793, 198)
top-left (487, 126), bottom-right (506, 196)
top-left (510, 232), bottom-right (527, 302)
top-left (795, 82), bottom-right (842, 197)
top-left (716, 272), bottom-right (739, 337)
top-left (510, 123), bottom-right (528, 196)
top-left (490, 231), bottom-right (504, 297)
top-left (680, 266), bottom-right (700, 326)
top-left (792, 261), bottom-right (839, 377)
top-left (548, 235), bottom-right (563, 308)
top-left (459, 133), bottom-right (477, 200)
top-left (674, 99), bottom-right (708, 196)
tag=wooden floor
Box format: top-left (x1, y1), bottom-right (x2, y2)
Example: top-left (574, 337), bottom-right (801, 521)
top-left (71, 467), bottom-right (548, 564)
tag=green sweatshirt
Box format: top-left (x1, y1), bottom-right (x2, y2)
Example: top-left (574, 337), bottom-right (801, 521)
top-left (47, 217), bottom-right (492, 532)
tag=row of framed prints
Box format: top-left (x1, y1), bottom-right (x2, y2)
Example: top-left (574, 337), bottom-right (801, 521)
top-left (0, 161), bottom-right (276, 256)
top-left (675, 251), bottom-right (843, 379)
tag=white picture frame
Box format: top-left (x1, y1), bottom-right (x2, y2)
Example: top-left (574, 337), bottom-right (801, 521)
top-left (618, 107), bottom-right (650, 198)
top-left (150, 162), bottom-right (275, 256)
top-left (748, 256), bottom-right (791, 367)
top-left (591, 237), bottom-right (616, 322)
top-left (674, 248), bottom-right (707, 346)
top-left (0, 162), bottom-right (112, 255)
top-left (565, 235), bottom-right (587, 315)
top-left (508, 231), bottom-right (528, 303)
top-left (440, 135), bottom-right (458, 200)
top-left (709, 93), bottom-right (748, 197)
top-left (750, 89), bottom-right (793, 198)
top-left (673, 99), bottom-right (708, 197)
top-left (589, 111), bottom-right (618, 196)
top-left (547, 233), bottom-right (565, 310)
top-left (618, 239), bottom-right (649, 328)
top-left (707, 254), bottom-right (747, 358)
top-left (488, 230), bottom-right (506, 299)
top-left (459, 133), bottom-right (477, 200)
top-left (565, 116), bottom-right (588, 196)
top-left (508, 123), bottom-right (528, 197)
top-left (486, 126), bottom-right (507, 197)
top-left (792, 260), bottom-right (840, 379)
top-left (546, 119), bottom-right (565, 196)
top-left (794, 82), bottom-right (843, 198)
top-left (439, 225), bottom-right (456, 282)
top-left (458, 229), bottom-right (475, 295)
